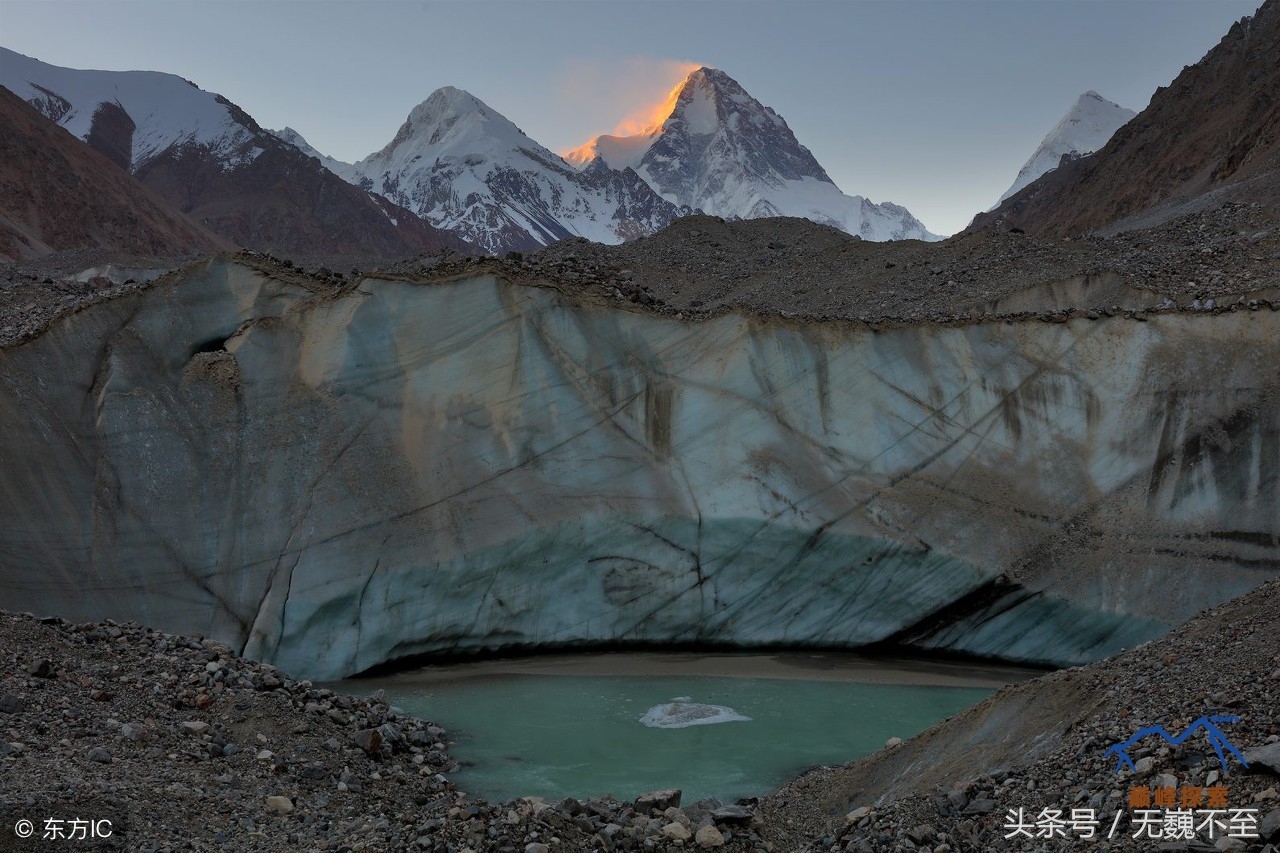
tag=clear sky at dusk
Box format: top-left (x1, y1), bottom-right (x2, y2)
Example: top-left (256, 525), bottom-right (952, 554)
top-left (0, 0), bottom-right (1261, 235)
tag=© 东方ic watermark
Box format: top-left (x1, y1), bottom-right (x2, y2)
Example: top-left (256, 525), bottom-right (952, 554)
top-left (12, 817), bottom-right (113, 839)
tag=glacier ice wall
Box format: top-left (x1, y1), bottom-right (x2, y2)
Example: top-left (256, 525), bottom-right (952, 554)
top-left (1, 259), bottom-right (1276, 679)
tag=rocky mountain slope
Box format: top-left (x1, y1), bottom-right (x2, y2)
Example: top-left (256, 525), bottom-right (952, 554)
top-left (0, 48), bottom-right (467, 258)
top-left (993, 91), bottom-right (1135, 207)
top-left (971, 0), bottom-right (1280, 236)
top-left (566, 67), bottom-right (938, 242)
top-left (278, 89), bottom-right (693, 254)
top-left (0, 86), bottom-right (229, 260)
top-left (759, 574), bottom-right (1280, 851)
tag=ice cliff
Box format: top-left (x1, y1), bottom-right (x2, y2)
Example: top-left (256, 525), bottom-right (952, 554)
top-left (1, 259), bottom-right (1276, 679)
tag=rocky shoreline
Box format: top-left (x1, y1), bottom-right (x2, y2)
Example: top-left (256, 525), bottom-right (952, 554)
top-left (4, 578), bottom-right (1280, 851)
top-left (0, 611), bottom-right (777, 851)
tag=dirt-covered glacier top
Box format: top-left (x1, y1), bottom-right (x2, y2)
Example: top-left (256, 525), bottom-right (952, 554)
top-left (379, 205), bottom-right (1280, 326)
top-left (3, 203), bottom-right (1279, 349)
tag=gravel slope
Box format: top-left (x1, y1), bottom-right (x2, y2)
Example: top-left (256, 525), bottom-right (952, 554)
top-left (756, 576), bottom-right (1280, 852)
top-left (0, 612), bottom-right (776, 852)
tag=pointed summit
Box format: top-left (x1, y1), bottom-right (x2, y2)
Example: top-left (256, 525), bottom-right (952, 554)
top-left (266, 126), bottom-right (356, 180)
top-left (637, 66), bottom-right (838, 209)
top-left (666, 67), bottom-right (796, 143)
top-left (994, 91), bottom-right (1136, 206)
top-left (370, 87), bottom-right (532, 165)
top-left (567, 66), bottom-right (822, 182)
top-left (567, 66), bottom-right (936, 241)
top-left (414, 85), bottom-right (485, 115)
top-left (402, 87), bottom-right (501, 132)
top-left (316, 86), bottom-right (690, 253)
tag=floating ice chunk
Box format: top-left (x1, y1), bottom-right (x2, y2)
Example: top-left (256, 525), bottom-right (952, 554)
top-left (639, 700), bottom-right (751, 729)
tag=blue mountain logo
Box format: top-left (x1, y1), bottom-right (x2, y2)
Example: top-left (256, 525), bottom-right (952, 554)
top-left (1105, 715), bottom-right (1249, 775)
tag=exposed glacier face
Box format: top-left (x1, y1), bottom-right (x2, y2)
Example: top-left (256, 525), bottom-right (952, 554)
top-left (570, 68), bottom-right (940, 242)
top-left (1, 260), bottom-right (1276, 680)
top-left (994, 91), bottom-right (1136, 207)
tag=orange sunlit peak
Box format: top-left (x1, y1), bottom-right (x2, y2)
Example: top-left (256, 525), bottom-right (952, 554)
top-left (560, 62), bottom-right (706, 167)
top-left (610, 62), bottom-right (704, 137)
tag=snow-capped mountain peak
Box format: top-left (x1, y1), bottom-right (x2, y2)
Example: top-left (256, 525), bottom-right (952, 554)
top-left (1, 48), bottom-right (467, 256)
top-left (406, 86), bottom-right (491, 126)
top-left (673, 67), bottom-right (789, 137)
top-left (268, 126), bottom-right (323, 158)
top-left (564, 66), bottom-right (938, 241)
top-left (308, 86), bottom-right (690, 253)
top-left (651, 66), bottom-right (835, 190)
top-left (995, 91), bottom-right (1137, 206)
top-left (369, 86), bottom-right (535, 166)
top-left (0, 46), bottom-right (258, 171)
top-left (265, 126), bottom-right (360, 182)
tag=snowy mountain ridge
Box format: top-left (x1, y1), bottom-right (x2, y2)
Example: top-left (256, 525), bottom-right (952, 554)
top-left (0, 46), bottom-right (259, 172)
top-left (0, 47), bottom-right (468, 256)
top-left (565, 67), bottom-right (940, 242)
top-left (3, 47), bottom-right (938, 251)
top-left (281, 87), bottom-right (692, 253)
top-left (266, 126), bottom-right (359, 181)
top-left (995, 91), bottom-right (1136, 207)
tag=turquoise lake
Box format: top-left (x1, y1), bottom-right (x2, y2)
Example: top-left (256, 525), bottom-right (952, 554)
top-left (343, 652), bottom-right (1038, 805)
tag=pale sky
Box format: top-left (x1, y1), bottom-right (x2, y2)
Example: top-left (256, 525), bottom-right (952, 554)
top-left (0, 0), bottom-right (1261, 235)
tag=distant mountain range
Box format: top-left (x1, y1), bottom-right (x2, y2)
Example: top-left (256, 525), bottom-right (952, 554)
top-left (0, 48), bottom-right (937, 257)
top-left (4, 0), bottom-right (1273, 264)
top-left (272, 66), bottom-right (938, 250)
top-left (0, 46), bottom-right (470, 259)
top-left (269, 87), bottom-right (694, 254)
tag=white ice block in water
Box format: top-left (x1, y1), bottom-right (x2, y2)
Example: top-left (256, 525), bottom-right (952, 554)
top-left (640, 699), bottom-right (751, 729)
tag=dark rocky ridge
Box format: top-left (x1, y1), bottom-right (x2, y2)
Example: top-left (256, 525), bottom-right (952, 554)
top-left (2, 59), bottom-right (473, 260)
top-left (0, 87), bottom-right (229, 262)
top-left (131, 132), bottom-right (472, 259)
top-left (512, 207), bottom-right (1280, 324)
top-left (363, 205), bottom-right (1280, 331)
top-left (84, 101), bottom-right (135, 173)
top-left (969, 0), bottom-right (1280, 237)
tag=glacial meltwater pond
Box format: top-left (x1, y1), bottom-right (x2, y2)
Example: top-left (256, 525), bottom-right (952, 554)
top-left (340, 652), bottom-right (1042, 804)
